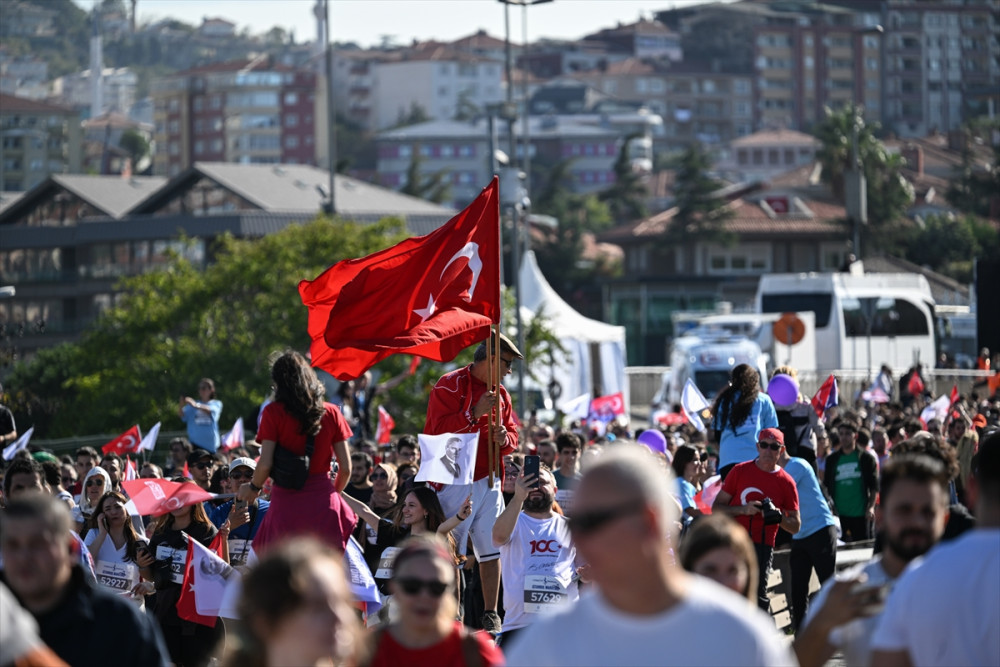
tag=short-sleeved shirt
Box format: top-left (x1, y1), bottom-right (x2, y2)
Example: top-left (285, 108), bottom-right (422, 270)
top-left (712, 393), bottom-right (779, 469)
top-left (371, 621), bottom-right (504, 667)
top-left (783, 457), bottom-right (836, 539)
top-left (257, 401), bottom-right (352, 475)
top-left (181, 400), bottom-right (222, 452)
top-left (721, 460), bottom-right (798, 546)
top-left (832, 450), bottom-right (866, 517)
top-left (677, 478), bottom-right (698, 526)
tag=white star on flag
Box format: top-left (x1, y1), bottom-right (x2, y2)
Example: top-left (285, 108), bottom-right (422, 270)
top-left (413, 294), bottom-right (437, 321)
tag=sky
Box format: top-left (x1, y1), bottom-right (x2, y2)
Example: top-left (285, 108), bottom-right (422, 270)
top-left (73, 0), bottom-right (721, 48)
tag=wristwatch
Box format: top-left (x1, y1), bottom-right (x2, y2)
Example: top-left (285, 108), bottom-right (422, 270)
top-left (248, 481), bottom-right (262, 492)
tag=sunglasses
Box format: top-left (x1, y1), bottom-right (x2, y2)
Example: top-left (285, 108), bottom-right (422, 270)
top-left (62, 476), bottom-right (75, 484)
top-left (568, 501), bottom-right (644, 536)
top-left (500, 357), bottom-right (515, 369)
top-left (370, 472), bottom-right (388, 480)
top-left (396, 577), bottom-right (448, 597)
top-left (85, 479), bottom-right (104, 488)
top-left (193, 461), bottom-right (214, 470)
top-left (230, 471), bottom-right (253, 480)
top-left (757, 441), bottom-right (783, 451)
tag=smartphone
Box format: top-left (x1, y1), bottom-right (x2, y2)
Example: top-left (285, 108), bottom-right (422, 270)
top-left (234, 500), bottom-right (247, 511)
top-left (852, 582), bottom-right (890, 615)
top-left (523, 455), bottom-right (540, 488)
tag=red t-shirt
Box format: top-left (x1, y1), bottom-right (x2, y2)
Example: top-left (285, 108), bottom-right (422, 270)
top-left (257, 401), bottom-right (352, 476)
top-left (370, 622), bottom-right (504, 667)
top-left (721, 460), bottom-right (799, 546)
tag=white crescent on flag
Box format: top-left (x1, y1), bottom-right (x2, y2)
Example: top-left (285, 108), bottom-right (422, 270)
top-left (440, 242), bottom-right (482, 302)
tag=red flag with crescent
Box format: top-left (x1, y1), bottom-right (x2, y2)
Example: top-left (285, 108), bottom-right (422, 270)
top-left (101, 425), bottom-right (142, 455)
top-left (122, 478), bottom-right (215, 516)
top-left (299, 178), bottom-right (501, 380)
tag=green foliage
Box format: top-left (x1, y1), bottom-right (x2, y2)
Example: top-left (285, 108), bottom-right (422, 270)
top-left (118, 128), bottom-right (149, 164)
top-left (946, 120), bottom-right (1000, 218)
top-left (7, 216), bottom-right (410, 438)
top-left (599, 133), bottom-right (648, 224)
top-left (399, 150), bottom-right (451, 204)
top-left (6, 0), bottom-right (90, 78)
top-left (666, 143), bottom-right (734, 245)
top-left (899, 213), bottom-right (1000, 282)
top-left (394, 102), bottom-right (430, 129)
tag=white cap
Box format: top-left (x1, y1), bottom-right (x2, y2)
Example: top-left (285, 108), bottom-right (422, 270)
top-left (229, 457), bottom-right (257, 474)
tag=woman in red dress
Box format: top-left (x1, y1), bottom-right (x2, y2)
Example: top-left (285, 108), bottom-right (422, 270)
top-left (237, 350), bottom-right (355, 553)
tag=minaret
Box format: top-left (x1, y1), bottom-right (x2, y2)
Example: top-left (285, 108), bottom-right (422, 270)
top-left (90, 7), bottom-right (103, 118)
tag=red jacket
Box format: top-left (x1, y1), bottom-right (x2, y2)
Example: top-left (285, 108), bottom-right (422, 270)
top-left (425, 365), bottom-right (517, 481)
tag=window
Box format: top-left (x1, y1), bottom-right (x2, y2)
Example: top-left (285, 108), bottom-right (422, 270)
top-left (761, 293), bottom-right (833, 328)
top-left (398, 145), bottom-right (412, 158)
top-left (194, 140), bottom-right (205, 155)
top-left (285, 135), bottom-right (299, 148)
top-left (284, 92), bottom-right (299, 105)
top-left (285, 113), bottom-right (298, 127)
top-left (734, 79), bottom-right (750, 95)
top-left (842, 297), bottom-right (929, 337)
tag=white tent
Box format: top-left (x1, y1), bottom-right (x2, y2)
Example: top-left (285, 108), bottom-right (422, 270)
top-left (517, 250), bottom-right (628, 412)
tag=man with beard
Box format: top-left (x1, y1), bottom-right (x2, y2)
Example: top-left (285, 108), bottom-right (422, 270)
top-left (492, 465), bottom-right (582, 650)
top-left (794, 453), bottom-right (950, 667)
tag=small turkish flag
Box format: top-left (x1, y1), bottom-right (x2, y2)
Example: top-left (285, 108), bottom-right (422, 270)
top-left (375, 406), bottom-right (395, 445)
top-left (299, 178), bottom-right (501, 380)
top-left (122, 478), bottom-right (214, 517)
top-left (102, 425), bottom-right (142, 455)
top-left (908, 372), bottom-right (925, 397)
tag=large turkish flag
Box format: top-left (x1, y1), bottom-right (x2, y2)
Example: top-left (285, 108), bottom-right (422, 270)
top-left (299, 177), bottom-right (501, 380)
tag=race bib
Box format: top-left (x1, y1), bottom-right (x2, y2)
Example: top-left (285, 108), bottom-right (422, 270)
top-left (95, 560), bottom-right (138, 594)
top-left (365, 524), bottom-right (378, 545)
top-left (523, 574), bottom-right (569, 613)
top-left (228, 538), bottom-right (251, 567)
top-left (156, 544), bottom-right (187, 585)
top-left (375, 546), bottom-right (401, 580)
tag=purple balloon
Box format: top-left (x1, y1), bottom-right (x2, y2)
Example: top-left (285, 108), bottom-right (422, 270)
top-left (638, 428), bottom-right (667, 454)
top-left (767, 373), bottom-right (800, 406)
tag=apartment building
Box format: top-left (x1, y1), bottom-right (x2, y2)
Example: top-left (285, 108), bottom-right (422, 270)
top-left (754, 5), bottom-right (884, 131)
top-left (150, 59), bottom-right (317, 176)
top-left (0, 93), bottom-right (82, 192)
top-left (52, 67), bottom-right (138, 116)
top-left (372, 44), bottom-right (505, 130)
top-left (882, 0), bottom-right (999, 137)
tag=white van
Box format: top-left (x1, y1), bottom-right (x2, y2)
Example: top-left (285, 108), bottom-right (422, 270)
top-left (755, 272), bottom-right (935, 375)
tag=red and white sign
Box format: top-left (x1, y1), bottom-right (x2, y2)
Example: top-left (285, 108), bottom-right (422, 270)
top-left (765, 196), bottom-right (790, 214)
top-left (589, 393), bottom-right (625, 422)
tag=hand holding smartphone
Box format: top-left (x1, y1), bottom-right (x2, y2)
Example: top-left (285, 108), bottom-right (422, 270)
top-left (523, 455), bottom-right (540, 488)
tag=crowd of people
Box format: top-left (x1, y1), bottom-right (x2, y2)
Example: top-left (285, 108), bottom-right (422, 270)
top-left (0, 347), bottom-right (998, 666)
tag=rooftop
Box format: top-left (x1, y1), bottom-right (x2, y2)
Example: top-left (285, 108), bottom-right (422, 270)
top-left (730, 129), bottom-right (820, 147)
top-left (0, 92), bottom-right (76, 114)
top-left (0, 175), bottom-right (167, 223)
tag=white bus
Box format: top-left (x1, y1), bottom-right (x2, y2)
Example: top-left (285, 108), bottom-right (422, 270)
top-left (755, 272), bottom-right (936, 375)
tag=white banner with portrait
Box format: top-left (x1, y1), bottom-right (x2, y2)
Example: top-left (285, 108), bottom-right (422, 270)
top-left (415, 433), bottom-right (479, 486)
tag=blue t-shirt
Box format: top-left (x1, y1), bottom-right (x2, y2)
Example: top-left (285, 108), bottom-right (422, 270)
top-left (712, 392), bottom-right (778, 469)
top-left (784, 457), bottom-right (837, 540)
top-left (182, 399), bottom-right (222, 452)
top-left (676, 477), bottom-right (698, 527)
top-left (209, 498), bottom-right (270, 540)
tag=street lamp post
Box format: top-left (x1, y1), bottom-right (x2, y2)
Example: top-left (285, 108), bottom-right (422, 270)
top-left (498, 0), bottom-right (551, 419)
top-left (845, 24), bottom-right (883, 260)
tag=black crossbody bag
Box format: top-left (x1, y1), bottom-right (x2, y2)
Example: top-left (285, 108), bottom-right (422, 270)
top-left (270, 433), bottom-right (315, 490)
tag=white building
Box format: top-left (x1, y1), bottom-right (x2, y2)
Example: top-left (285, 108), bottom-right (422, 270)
top-left (51, 67), bottom-right (138, 116)
top-left (372, 46), bottom-right (505, 130)
top-left (716, 129), bottom-right (820, 183)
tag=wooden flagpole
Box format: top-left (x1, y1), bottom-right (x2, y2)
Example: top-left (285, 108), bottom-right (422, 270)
top-left (493, 324), bottom-right (502, 484)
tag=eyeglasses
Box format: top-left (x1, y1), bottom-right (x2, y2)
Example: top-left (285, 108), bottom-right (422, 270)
top-left (504, 466), bottom-right (520, 478)
top-left (396, 578), bottom-right (448, 597)
top-left (193, 461), bottom-right (214, 470)
top-left (370, 472), bottom-right (388, 481)
top-left (568, 501), bottom-right (645, 536)
top-left (500, 357), bottom-right (515, 369)
top-left (85, 479), bottom-right (104, 488)
top-left (757, 441), bottom-right (783, 451)
top-left (230, 471), bottom-right (253, 481)
top-left (62, 476), bottom-right (75, 485)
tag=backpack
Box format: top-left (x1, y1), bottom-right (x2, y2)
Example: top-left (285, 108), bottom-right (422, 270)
top-left (776, 408), bottom-right (811, 458)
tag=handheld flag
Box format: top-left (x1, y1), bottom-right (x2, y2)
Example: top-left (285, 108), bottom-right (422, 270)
top-left (589, 393), bottom-right (626, 423)
top-left (299, 178), bottom-right (501, 380)
top-left (220, 417), bottom-right (244, 453)
top-left (345, 536), bottom-right (382, 619)
top-left (920, 394), bottom-right (951, 427)
top-left (137, 422), bottom-right (161, 453)
top-left (2, 426), bottom-right (33, 460)
top-left (414, 433), bottom-right (479, 486)
top-left (694, 475), bottom-right (722, 514)
top-left (907, 372), bottom-right (925, 397)
top-left (176, 532), bottom-right (231, 627)
top-left (562, 393), bottom-right (591, 422)
top-left (122, 478), bottom-right (214, 516)
top-left (124, 456), bottom-right (138, 482)
top-left (101, 425), bottom-right (142, 456)
top-left (375, 406), bottom-right (395, 445)
top-left (949, 384), bottom-right (959, 407)
top-left (811, 374), bottom-right (839, 419)
top-left (681, 379), bottom-right (712, 432)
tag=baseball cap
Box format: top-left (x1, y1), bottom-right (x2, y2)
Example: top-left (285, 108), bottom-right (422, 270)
top-left (187, 448), bottom-right (214, 466)
top-left (758, 427), bottom-right (785, 446)
top-left (229, 457), bottom-right (257, 474)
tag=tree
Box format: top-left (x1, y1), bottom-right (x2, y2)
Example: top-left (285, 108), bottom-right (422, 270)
top-left (599, 133), bottom-right (648, 224)
top-left (946, 120), bottom-right (1000, 218)
top-left (6, 216), bottom-right (409, 438)
top-left (394, 102), bottom-right (430, 128)
top-left (118, 129), bottom-right (149, 166)
top-left (899, 213), bottom-right (1000, 283)
top-left (666, 143), bottom-right (734, 244)
top-left (399, 150), bottom-right (451, 204)
top-left (814, 105), bottom-right (914, 240)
